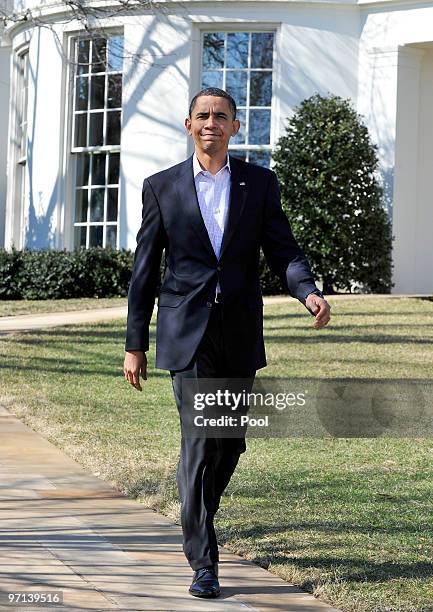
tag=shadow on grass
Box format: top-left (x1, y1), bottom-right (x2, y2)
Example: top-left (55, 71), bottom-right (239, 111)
top-left (0, 355), bottom-right (169, 379)
top-left (264, 333), bottom-right (433, 345)
top-left (263, 309), bottom-right (432, 320)
top-left (217, 525), bottom-right (433, 593)
top-left (0, 326), bottom-right (172, 378)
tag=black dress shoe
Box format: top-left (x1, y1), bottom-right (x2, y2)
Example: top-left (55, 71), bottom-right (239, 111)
top-left (189, 564), bottom-right (220, 598)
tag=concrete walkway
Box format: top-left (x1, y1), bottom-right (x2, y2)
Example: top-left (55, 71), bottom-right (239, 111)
top-left (0, 306), bottom-right (128, 334)
top-left (0, 406), bottom-right (339, 611)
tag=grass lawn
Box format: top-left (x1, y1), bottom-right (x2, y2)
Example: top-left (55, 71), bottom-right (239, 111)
top-left (1, 296), bottom-right (433, 611)
top-left (0, 297), bottom-right (126, 317)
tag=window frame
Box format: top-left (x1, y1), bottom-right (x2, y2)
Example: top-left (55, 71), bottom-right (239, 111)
top-left (196, 24), bottom-right (280, 167)
top-left (64, 28), bottom-right (124, 251)
top-left (12, 44), bottom-right (30, 250)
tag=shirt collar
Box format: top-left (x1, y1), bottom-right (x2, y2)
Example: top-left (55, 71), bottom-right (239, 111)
top-left (193, 152), bottom-right (231, 179)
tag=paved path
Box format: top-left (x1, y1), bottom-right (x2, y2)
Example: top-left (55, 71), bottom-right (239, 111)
top-left (0, 306), bottom-right (128, 334)
top-left (0, 406), bottom-right (339, 611)
top-left (0, 293), bottom-right (430, 335)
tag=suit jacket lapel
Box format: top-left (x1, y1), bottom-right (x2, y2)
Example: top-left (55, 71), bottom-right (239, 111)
top-left (219, 154), bottom-right (248, 261)
top-left (175, 155), bottom-right (217, 261)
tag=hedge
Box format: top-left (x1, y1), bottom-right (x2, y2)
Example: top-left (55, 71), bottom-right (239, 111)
top-left (0, 247), bottom-right (133, 300)
top-left (0, 247), bottom-right (286, 300)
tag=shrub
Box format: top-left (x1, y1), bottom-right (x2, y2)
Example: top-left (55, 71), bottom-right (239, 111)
top-left (0, 247), bottom-right (134, 300)
top-left (272, 93), bottom-right (393, 293)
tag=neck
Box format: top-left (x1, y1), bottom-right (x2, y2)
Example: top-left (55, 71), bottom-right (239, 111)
top-left (195, 150), bottom-right (228, 175)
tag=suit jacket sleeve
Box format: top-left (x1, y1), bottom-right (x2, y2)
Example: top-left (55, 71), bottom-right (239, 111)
top-left (261, 170), bottom-right (318, 309)
top-left (125, 178), bottom-right (165, 352)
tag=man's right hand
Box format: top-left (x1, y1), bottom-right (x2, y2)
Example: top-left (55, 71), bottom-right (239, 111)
top-left (124, 351), bottom-right (147, 391)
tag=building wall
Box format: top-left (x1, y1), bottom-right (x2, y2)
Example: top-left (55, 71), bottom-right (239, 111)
top-left (4, 25), bottom-right (64, 250)
top-left (0, 42), bottom-right (11, 248)
top-left (2, 0), bottom-right (433, 292)
top-left (358, 4), bottom-right (433, 292)
top-left (25, 26), bottom-right (64, 249)
top-left (3, 2), bottom-right (359, 255)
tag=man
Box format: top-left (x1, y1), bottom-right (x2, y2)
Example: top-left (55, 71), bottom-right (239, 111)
top-left (124, 87), bottom-right (331, 598)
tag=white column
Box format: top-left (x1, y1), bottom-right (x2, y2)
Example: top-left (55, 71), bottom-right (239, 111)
top-left (392, 46), bottom-right (426, 293)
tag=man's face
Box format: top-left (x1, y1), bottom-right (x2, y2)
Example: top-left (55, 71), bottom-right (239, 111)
top-left (185, 96), bottom-right (240, 156)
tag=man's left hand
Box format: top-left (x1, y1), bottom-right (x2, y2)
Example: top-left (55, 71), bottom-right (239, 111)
top-left (305, 294), bottom-right (331, 329)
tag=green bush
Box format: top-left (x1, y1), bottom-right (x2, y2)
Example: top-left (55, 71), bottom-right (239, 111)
top-left (0, 247), bottom-right (134, 300)
top-left (259, 250), bottom-right (286, 295)
top-left (0, 248), bottom-right (23, 299)
top-left (272, 93), bottom-right (393, 293)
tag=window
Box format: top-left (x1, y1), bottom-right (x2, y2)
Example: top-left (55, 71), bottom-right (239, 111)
top-left (17, 50), bottom-right (29, 165)
top-left (201, 31), bottom-right (274, 168)
top-left (71, 33), bottom-right (123, 248)
top-left (16, 48), bottom-right (29, 249)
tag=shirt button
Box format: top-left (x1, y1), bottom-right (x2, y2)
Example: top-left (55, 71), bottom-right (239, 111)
top-left (206, 301), bottom-right (213, 308)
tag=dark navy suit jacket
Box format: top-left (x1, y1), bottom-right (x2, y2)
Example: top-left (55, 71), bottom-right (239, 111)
top-left (125, 154), bottom-right (319, 372)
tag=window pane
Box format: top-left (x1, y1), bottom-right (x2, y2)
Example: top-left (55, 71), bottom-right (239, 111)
top-left (106, 225), bottom-right (117, 249)
top-left (75, 190), bottom-right (88, 222)
top-left (89, 112), bottom-right (103, 146)
top-left (203, 32), bottom-right (225, 69)
top-left (76, 154), bottom-right (89, 186)
top-left (106, 111), bottom-right (121, 145)
top-left (107, 188), bottom-right (118, 221)
top-left (229, 149), bottom-right (247, 162)
top-left (74, 225), bottom-right (87, 248)
top-left (201, 71), bottom-right (223, 89)
top-left (89, 225), bottom-right (103, 247)
top-left (107, 74), bottom-right (122, 108)
top-left (231, 109), bottom-right (246, 145)
top-left (107, 35), bottom-right (124, 72)
top-left (251, 33), bottom-right (273, 69)
top-left (90, 75), bottom-right (105, 109)
top-left (249, 150), bottom-right (271, 168)
top-left (90, 189), bottom-right (104, 222)
top-left (227, 32), bottom-right (248, 69)
top-left (74, 114), bottom-right (87, 147)
top-left (77, 39), bottom-right (90, 75)
top-left (92, 38), bottom-right (106, 73)
top-left (226, 71), bottom-right (247, 106)
top-left (75, 76), bottom-right (88, 111)
top-left (249, 109), bottom-right (271, 144)
top-left (250, 71), bottom-right (272, 107)
top-left (91, 154), bottom-right (106, 185)
top-left (108, 153), bottom-right (120, 184)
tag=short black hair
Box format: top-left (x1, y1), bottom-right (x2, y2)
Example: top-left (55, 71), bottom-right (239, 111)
top-left (189, 88), bottom-right (237, 120)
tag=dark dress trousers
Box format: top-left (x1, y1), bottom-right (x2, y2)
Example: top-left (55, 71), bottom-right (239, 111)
top-left (125, 153), bottom-right (319, 570)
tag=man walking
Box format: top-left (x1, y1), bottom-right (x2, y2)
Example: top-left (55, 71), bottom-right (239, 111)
top-left (124, 87), bottom-right (331, 598)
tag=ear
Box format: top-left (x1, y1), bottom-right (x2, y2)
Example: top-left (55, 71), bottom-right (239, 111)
top-left (184, 117), bottom-right (192, 135)
top-left (231, 118), bottom-right (240, 136)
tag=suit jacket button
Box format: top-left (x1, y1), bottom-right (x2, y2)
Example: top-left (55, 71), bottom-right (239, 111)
top-left (206, 301), bottom-right (213, 308)
top-left (217, 265), bottom-right (222, 272)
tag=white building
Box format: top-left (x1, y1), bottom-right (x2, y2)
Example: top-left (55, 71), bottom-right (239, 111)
top-left (0, 0), bottom-right (431, 293)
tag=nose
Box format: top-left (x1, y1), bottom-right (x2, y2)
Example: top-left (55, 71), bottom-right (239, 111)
top-left (204, 112), bottom-right (217, 129)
